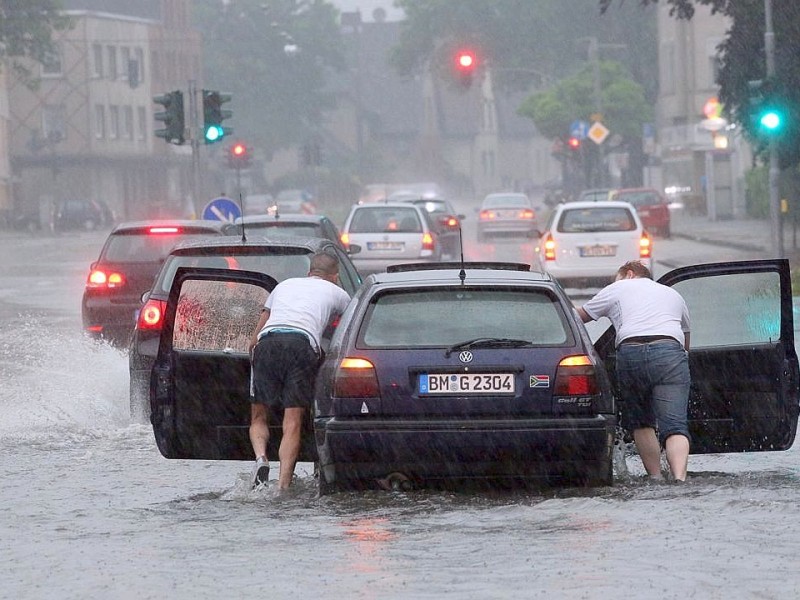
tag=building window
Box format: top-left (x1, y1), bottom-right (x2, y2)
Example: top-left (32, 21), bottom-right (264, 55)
top-left (42, 104), bottom-right (67, 143)
top-left (107, 46), bottom-right (118, 80)
top-left (135, 48), bottom-right (145, 80)
top-left (93, 44), bottom-right (104, 77)
top-left (123, 106), bottom-right (134, 140)
top-left (95, 105), bottom-right (106, 139)
top-left (121, 47), bottom-right (130, 81)
top-left (151, 51), bottom-right (160, 81)
top-left (661, 42), bottom-right (675, 94)
top-left (109, 105), bottom-right (119, 139)
top-left (41, 44), bottom-right (63, 77)
top-left (137, 106), bottom-right (147, 140)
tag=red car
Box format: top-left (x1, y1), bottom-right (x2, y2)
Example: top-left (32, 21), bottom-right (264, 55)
top-left (609, 188), bottom-right (671, 238)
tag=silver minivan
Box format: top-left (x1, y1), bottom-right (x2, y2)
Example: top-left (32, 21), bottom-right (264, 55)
top-left (340, 202), bottom-right (441, 276)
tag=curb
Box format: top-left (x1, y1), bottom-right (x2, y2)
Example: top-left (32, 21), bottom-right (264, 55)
top-left (671, 231), bottom-right (767, 254)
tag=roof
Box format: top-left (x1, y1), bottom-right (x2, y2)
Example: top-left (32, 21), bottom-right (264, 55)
top-left (168, 234), bottom-right (338, 254)
top-left (369, 264), bottom-right (553, 286)
top-left (554, 200), bottom-right (637, 211)
top-left (234, 214), bottom-right (327, 225)
top-left (110, 219), bottom-right (228, 233)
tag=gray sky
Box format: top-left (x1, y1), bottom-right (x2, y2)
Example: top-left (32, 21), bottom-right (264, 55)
top-left (331, 0), bottom-right (404, 21)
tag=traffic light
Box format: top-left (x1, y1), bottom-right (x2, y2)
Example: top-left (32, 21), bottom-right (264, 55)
top-left (153, 90), bottom-right (184, 145)
top-left (748, 79), bottom-right (786, 137)
top-left (202, 89), bottom-right (232, 144)
top-left (227, 141), bottom-right (251, 169)
top-left (454, 48), bottom-right (477, 88)
top-left (567, 136), bottom-right (581, 151)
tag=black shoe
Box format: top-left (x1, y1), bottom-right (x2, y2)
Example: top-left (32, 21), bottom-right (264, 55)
top-left (251, 457), bottom-right (270, 489)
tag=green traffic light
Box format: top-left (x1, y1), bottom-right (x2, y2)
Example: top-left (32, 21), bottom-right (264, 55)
top-left (205, 125), bottom-right (224, 142)
top-left (759, 110), bottom-right (782, 131)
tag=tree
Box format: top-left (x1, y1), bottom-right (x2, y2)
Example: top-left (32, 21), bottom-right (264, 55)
top-left (193, 0), bottom-right (345, 155)
top-left (519, 61), bottom-right (653, 188)
top-left (602, 0), bottom-right (800, 169)
top-left (0, 0), bottom-right (72, 86)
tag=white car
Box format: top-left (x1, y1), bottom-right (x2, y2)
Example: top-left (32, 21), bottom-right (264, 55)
top-left (535, 200), bottom-right (652, 288)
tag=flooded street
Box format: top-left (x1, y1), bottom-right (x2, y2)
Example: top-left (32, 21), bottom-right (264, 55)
top-left (2, 230), bottom-right (800, 599)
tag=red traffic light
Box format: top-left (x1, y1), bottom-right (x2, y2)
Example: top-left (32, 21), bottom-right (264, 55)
top-left (231, 142), bottom-right (247, 157)
top-left (455, 49), bottom-right (476, 71)
top-left (227, 141), bottom-right (251, 168)
top-left (567, 136), bottom-right (581, 150)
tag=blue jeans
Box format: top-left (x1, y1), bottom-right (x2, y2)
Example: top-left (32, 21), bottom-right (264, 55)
top-left (616, 340), bottom-right (691, 446)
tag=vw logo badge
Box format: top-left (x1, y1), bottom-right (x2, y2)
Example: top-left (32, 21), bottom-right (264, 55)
top-left (459, 351), bottom-right (473, 363)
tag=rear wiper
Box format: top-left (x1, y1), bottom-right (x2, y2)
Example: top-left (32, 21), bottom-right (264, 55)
top-left (445, 337), bottom-right (533, 357)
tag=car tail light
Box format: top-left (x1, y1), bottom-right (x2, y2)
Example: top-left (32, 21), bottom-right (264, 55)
top-left (520, 209), bottom-right (535, 219)
top-left (422, 232), bottom-right (435, 252)
top-left (340, 232), bottom-right (350, 249)
top-left (148, 226), bottom-right (182, 234)
top-left (334, 357), bottom-right (380, 398)
top-left (553, 355), bottom-right (598, 396)
top-left (479, 209), bottom-right (495, 220)
top-left (543, 233), bottom-right (556, 261)
top-left (86, 269), bottom-right (126, 289)
top-left (639, 231), bottom-right (652, 259)
top-left (136, 298), bottom-right (166, 331)
top-left (441, 215), bottom-right (459, 228)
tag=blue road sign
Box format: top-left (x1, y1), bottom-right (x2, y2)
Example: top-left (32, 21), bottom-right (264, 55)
top-left (202, 196), bottom-right (241, 222)
top-left (570, 120), bottom-right (589, 139)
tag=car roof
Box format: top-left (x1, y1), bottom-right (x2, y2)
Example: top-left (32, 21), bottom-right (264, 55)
top-left (553, 200), bottom-right (637, 211)
top-left (166, 233), bottom-right (338, 254)
top-left (109, 219), bottom-right (228, 234)
top-left (367, 263), bottom-right (554, 286)
top-left (351, 201), bottom-right (426, 210)
top-left (234, 214), bottom-right (327, 225)
top-left (611, 187), bottom-right (661, 195)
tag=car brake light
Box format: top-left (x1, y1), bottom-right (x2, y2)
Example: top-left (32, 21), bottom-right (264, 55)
top-left (479, 210), bottom-right (495, 220)
top-left (422, 232), bottom-right (435, 251)
top-left (334, 357), bottom-right (380, 398)
top-left (148, 226), bottom-right (181, 234)
top-left (520, 209), bottom-right (535, 219)
top-left (543, 233), bottom-right (556, 261)
top-left (136, 298), bottom-right (166, 331)
top-left (639, 231), bottom-right (652, 259)
top-left (86, 269), bottom-right (126, 289)
top-left (444, 216), bottom-right (459, 228)
top-left (553, 355), bottom-right (597, 396)
top-left (340, 232), bottom-right (350, 248)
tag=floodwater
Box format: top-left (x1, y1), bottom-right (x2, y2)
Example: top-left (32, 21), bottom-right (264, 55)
top-left (1, 230), bottom-right (800, 600)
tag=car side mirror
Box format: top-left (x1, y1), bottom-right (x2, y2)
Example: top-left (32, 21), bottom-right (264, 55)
top-left (140, 291), bottom-right (150, 304)
top-left (347, 243), bottom-right (362, 255)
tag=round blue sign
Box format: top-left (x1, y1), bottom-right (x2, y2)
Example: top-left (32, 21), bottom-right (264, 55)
top-left (202, 197), bottom-right (242, 222)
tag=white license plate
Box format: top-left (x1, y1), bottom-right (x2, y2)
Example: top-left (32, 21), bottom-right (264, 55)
top-left (419, 373), bottom-right (515, 394)
top-left (580, 245), bottom-right (616, 257)
top-left (367, 241), bottom-right (403, 251)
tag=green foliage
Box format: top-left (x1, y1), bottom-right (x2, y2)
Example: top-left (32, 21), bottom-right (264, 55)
top-left (745, 165), bottom-right (769, 218)
top-left (518, 61), bottom-right (653, 140)
top-left (193, 0), bottom-right (345, 154)
top-left (0, 0), bottom-right (72, 86)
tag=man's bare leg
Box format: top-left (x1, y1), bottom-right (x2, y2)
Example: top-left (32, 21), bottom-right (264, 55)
top-left (249, 403), bottom-right (269, 459)
top-left (278, 407), bottom-right (304, 489)
top-left (665, 434), bottom-right (689, 481)
top-left (633, 427), bottom-right (663, 479)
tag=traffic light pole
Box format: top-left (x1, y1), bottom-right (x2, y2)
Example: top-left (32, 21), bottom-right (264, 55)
top-left (764, 0), bottom-right (782, 258)
top-left (189, 80), bottom-right (201, 218)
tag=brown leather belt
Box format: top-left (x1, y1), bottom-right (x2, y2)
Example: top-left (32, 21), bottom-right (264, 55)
top-left (619, 335), bottom-right (676, 345)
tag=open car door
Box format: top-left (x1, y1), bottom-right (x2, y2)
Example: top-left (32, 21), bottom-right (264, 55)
top-left (595, 259), bottom-right (799, 453)
top-left (150, 267), bottom-right (318, 463)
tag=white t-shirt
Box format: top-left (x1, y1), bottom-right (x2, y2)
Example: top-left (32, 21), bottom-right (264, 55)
top-left (580, 277), bottom-right (691, 348)
top-left (258, 276), bottom-right (351, 351)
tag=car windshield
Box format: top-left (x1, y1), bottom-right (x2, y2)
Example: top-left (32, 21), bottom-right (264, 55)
top-left (239, 223), bottom-right (322, 238)
top-left (359, 288), bottom-right (571, 348)
top-left (154, 250), bottom-right (311, 294)
top-left (350, 207), bottom-right (422, 233)
top-left (612, 191), bottom-right (661, 207)
top-left (484, 195), bottom-right (530, 208)
top-left (558, 207), bottom-right (636, 232)
top-left (411, 200), bottom-right (449, 214)
top-left (102, 230), bottom-right (219, 262)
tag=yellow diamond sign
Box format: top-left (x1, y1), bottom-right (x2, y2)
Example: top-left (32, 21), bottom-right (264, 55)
top-left (588, 121), bottom-right (610, 145)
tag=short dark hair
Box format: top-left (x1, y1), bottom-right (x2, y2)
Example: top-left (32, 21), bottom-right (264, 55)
top-left (310, 252), bottom-right (339, 275)
top-left (617, 260), bottom-right (652, 280)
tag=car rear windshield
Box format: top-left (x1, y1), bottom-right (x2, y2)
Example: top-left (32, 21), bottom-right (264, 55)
top-left (558, 207), bottom-right (636, 233)
top-left (239, 223), bottom-right (322, 238)
top-left (101, 230), bottom-right (221, 262)
top-left (412, 200), bottom-right (449, 215)
top-left (359, 288), bottom-right (572, 348)
top-left (154, 249), bottom-right (312, 294)
top-left (483, 195), bottom-right (529, 208)
top-left (350, 207), bottom-right (422, 233)
top-left (612, 191), bottom-right (661, 207)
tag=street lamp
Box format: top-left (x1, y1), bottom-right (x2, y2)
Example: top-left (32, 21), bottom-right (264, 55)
top-left (764, 0), bottom-right (782, 258)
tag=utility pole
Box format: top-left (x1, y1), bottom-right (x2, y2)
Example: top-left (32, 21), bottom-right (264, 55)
top-left (188, 80), bottom-right (201, 218)
top-left (765, 0), bottom-right (782, 258)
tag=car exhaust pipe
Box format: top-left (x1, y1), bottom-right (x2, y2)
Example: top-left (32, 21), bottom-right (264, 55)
top-left (378, 472), bottom-right (413, 492)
